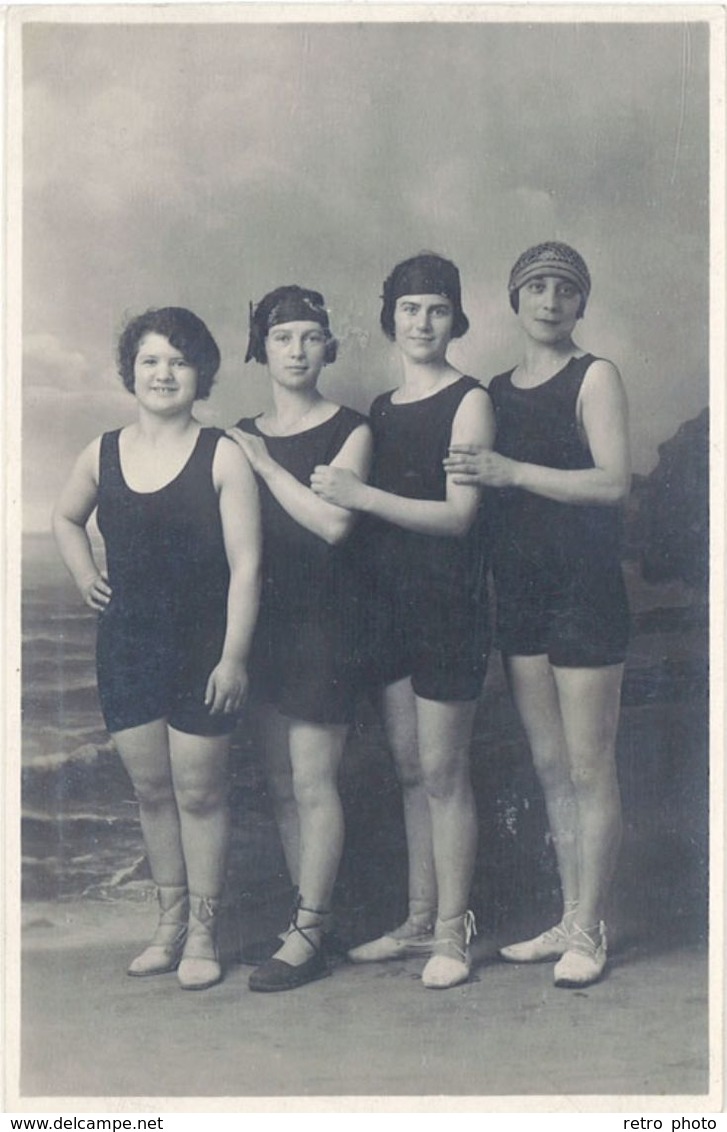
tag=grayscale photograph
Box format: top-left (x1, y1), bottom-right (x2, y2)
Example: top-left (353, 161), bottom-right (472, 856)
top-left (7, 3), bottom-right (720, 1109)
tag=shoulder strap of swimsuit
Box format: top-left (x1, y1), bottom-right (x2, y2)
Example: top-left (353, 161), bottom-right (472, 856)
top-left (98, 429), bottom-right (122, 489)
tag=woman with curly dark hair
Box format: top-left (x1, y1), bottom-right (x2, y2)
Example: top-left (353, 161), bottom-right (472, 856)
top-left (53, 307), bottom-right (261, 991)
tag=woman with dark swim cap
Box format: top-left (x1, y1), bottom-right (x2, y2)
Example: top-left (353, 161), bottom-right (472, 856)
top-left (312, 253), bottom-right (494, 989)
top-left (444, 241), bottom-right (630, 988)
top-left (228, 285), bottom-right (372, 992)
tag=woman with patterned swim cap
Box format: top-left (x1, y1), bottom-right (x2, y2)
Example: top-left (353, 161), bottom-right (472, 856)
top-left (228, 285), bottom-right (372, 992)
top-left (444, 241), bottom-right (631, 988)
top-left (53, 307), bottom-right (262, 991)
top-left (311, 253), bottom-right (495, 989)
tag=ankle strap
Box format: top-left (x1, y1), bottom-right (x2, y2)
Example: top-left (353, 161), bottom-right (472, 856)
top-left (290, 895), bottom-right (330, 954)
top-left (293, 893), bottom-right (331, 919)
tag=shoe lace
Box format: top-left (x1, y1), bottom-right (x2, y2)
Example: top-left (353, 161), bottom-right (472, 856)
top-left (542, 920), bottom-right (573, 943)
top-left (435, 910), bottom-right (477, 961)
top-left (289, 895), bottom-right (330, 956)
top-left (567, 922), bottom-right (604, 957)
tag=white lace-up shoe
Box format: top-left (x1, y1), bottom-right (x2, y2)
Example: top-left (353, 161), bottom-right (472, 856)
top-left (553, 922), bottom-right (607, 988)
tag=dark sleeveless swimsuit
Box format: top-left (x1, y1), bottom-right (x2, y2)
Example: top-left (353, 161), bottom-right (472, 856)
top-left (236, 406), bottom-right (368, 724)
top-left (361, 376), bottom-right (491, 701)
top-left (95, 427), bottom-right (236, 736)
top-left (489, 354), bottom-right (630, 666)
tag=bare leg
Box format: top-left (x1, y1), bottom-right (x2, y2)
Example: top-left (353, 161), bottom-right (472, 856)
top-left (113, 718), bottom-right (185, 886)
top-left (552, 663), bottom-right (624, 930)
top-left (272, 720), bottom-right (347, 967)
top-left (168, 727), bottom-right (231, 989)
top-left (505, 654), bottom-right (580, 913)
top-left (380, 677), bottom-right (437, 928)
top-left (415, 696), bottom-right (479, 988)
top-left (258, 706), bottom-right (301, 887)
top-left (415, 696), bottom-right (478, 922)
top-left (113, 719), bottom-right (187, 974)
top-left (168, 727), bottom-right (231, 898)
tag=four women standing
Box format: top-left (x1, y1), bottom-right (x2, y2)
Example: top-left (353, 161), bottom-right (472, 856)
top-left (54, 243), bottom-right (630, 994)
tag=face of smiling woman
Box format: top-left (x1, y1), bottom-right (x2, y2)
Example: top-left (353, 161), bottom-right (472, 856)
top-left (393, 294), bottom-right (455, 365)
top-left (133, 333), bottom-right (198, 414)
top-left (265, 321), bottom-right (328, 390)
top-left (517, 275), bottom-right (583, 346)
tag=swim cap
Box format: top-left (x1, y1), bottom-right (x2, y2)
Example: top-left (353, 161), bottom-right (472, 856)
top-left (508, 242), bottom-right (591, 308)
top-left (380, 253), bottom-right (469, 339)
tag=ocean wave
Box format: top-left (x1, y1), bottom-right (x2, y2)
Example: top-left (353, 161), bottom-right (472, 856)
top-left (22, 681), bottom-right (103, 717)
top-left (22, 739), bottom-right (117, 775)
top-left (23, 664), bottom-right (97, 694)
top-left (23, 615), bottom-right (96, 634)
top-left (22, 807), bottom-right (130, 827)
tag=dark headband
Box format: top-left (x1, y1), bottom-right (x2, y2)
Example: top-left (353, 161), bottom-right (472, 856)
top-left (245, 286), bottom-right (331, 364)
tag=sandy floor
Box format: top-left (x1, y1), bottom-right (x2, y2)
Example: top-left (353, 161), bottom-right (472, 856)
top-left (17, 898), bottom-right (712, 1106)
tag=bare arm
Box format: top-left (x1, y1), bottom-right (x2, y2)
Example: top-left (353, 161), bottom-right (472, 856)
top-left (205, 438), bottom-right (262, 715)
top-left (52, 438), bottom-right (112, 611)
top-left (228, 421), bottom-right (373, 546)
top-left (311, 387), bottom-right (495, 537)
top-left (445, 361), bottom-right (631, 505)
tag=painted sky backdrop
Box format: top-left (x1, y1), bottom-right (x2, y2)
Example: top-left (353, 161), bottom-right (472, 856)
top-left (21, 15), bottom-right (710, 531)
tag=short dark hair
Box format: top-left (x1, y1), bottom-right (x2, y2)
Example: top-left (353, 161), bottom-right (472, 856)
top-left (380, 253), bottom-right (470, 341)
top-left (117, 307), bottom-right (221, 399)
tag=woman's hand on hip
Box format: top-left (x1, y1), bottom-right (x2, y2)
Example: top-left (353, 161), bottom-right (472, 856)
top-left (81, 573), bottom-right (112, 612)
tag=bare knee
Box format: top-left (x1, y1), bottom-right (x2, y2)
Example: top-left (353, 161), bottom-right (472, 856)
top-left (290, 765), bottom-right (340, 814)
top-left (392, 750), bottom-right (425, 793)
top-left (132, 774), bottom-right (175, 811)
top-left (568, 749), bottom-right (618, 796)
top-left (421, 751), bottom-right (471, 802)
top-left (531, 743), bottom-right (571, 792)
top-left (176, 782), bottom-right (227, 816)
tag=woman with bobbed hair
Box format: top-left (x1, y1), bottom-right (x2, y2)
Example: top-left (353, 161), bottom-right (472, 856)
top-left (53, 307), bottom-right (261, 990)
top-left (116, 307), bottom-right (222, 397)
top-left (228, 285), bottom-right (372, 992)
top-left (311, 253), bottom-right (495, 989)
top-left (445, 241), bottom-right (630, 987)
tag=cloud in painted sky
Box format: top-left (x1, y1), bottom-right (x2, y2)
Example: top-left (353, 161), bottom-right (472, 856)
top-left (20, 18), bottom-right (710, 529)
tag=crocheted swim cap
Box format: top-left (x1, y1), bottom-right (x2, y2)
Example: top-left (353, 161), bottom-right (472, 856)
top-left (508, 242), bottom-right (591, 303)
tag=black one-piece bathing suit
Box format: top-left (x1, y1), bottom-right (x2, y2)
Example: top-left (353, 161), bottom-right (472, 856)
top-left (361, 376), bottom-right (491, 702)
top-left (236, 406), bottom-right (367, 725)
top-left (489, 353), bottom-right (630, 667)
top-left (95, 427), bottom-right (236, 737)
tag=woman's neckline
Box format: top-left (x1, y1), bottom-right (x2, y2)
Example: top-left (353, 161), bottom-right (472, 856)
top-left (389, 373), bottom-right (466, 406)
top-left (509, 353), bottom-right (588, 391)
top-left (117, 425), bottom-right (203, 496)
top-left (252, 403), bottom-right (342, 438)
